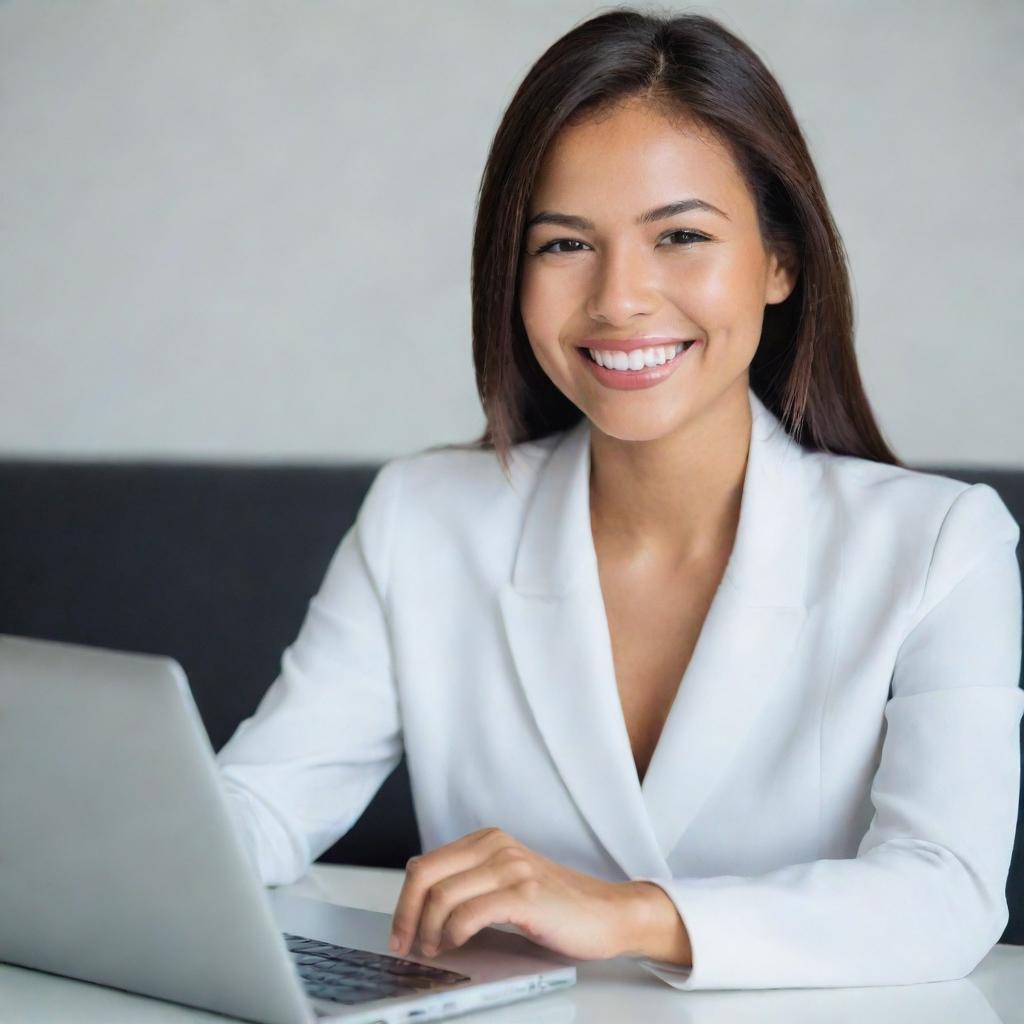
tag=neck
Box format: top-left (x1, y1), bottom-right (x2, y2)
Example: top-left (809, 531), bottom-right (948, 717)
top-left (587, 382), bottom-right (752, 571)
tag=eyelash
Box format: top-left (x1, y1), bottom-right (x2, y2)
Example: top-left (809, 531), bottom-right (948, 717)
top-left (531, 229), bottom-right (710, 256)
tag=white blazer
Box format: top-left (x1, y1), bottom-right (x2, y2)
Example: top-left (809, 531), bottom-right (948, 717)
top-left (216, 385), bottom-right (1024, 991)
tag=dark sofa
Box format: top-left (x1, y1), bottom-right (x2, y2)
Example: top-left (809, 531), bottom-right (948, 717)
top-left (1, 456), bottom-right (1022, 944)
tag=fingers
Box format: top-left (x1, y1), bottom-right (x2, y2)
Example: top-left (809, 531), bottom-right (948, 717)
top-left (417, 849), bottom-right (535, 956)
top-left (435, 887), bottom-right (528, 953)
top-left (389, 827), bottom-right (507, 956)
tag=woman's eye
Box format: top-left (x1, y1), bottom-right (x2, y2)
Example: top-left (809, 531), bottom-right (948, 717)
top-left (532, 230), bottom-right (707, 256)
top-left (660, 229), bottom-right (707, 246)
top-left (534, 238), bottom-right (588, 255)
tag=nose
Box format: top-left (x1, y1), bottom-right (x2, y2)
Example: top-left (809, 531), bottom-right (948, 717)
top-left (584, 241), bottom-right (660, 325)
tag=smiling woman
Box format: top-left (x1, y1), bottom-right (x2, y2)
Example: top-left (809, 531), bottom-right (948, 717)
top-left (216, 4), bottom-right (1023, 999)
top-left (520, 98), bottom-right (797, 433)
top-left (461, 8), bottom-right (898, 473)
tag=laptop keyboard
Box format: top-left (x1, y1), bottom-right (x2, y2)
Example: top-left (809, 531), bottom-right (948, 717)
top-left (283, 932), bottom-right (472, 1006)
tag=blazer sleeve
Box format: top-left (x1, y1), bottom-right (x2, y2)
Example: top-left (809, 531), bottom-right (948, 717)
top-left (631, 482), bottom-right (1024, 990)
top-left (215, 457), bottom-right (406, 887)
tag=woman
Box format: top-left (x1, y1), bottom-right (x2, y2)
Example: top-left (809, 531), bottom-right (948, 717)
top-left (216, 9), bottom-right (1023, 990)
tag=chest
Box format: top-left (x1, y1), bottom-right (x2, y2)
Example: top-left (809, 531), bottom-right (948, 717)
top-left (595, 552), bottom-right (728, 786)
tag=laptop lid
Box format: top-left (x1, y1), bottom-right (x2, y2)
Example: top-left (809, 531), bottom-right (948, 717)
top-left (0, 633), bottom-right (314, 1024)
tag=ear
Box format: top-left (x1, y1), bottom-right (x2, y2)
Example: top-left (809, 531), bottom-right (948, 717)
top-left (765, 242), bottom-right (799, 306)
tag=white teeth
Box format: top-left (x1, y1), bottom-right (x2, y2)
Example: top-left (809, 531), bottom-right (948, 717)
top-left (587, 342), bottom-right (688, 370)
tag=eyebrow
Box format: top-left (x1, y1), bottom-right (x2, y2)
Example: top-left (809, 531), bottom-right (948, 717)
top-left (524, 197), bottom-right (730, 231)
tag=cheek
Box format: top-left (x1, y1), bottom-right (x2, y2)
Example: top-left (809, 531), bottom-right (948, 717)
top-left (519, 265), bottom-right (562, 331)
top-left (663, 260), bottom-right (735, 318)
top-left (518, 269), bottom-right (580, 361)
top-left (664, 251), bottom-right (767, 331)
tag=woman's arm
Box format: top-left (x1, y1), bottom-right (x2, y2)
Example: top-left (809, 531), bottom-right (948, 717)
top-left (628, 484), bottom-right (1023, 990)
top-left (216, 458), bottom-right (407, 887)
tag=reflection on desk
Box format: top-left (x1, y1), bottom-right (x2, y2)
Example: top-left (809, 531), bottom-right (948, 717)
top-left (1, 864), bottom-right (1021, 1024)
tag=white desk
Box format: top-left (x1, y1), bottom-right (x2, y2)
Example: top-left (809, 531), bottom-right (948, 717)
top-left (2, 864), bottom-right (1023, 1023)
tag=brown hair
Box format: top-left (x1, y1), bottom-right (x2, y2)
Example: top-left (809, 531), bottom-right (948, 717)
top-left (435, 5), bottom-right (902, 478)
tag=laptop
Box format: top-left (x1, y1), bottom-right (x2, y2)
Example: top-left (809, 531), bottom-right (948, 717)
top-left (0, 633), bottom-right (577, 1024)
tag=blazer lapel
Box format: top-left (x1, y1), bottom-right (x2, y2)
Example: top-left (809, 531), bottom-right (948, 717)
top-left (639, 388), bottom-right (810, 860)
top-left (498, 385), bottom-right (811, 879)
top-left (498, 412), bottom-right (669, 880)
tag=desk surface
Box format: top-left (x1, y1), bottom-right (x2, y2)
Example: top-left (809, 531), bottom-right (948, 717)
top-left (2, 863), bottom-right (1022, 1024)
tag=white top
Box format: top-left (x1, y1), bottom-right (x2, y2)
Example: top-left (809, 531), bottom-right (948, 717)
top-left (216, 385), bottom-right (1024, 991)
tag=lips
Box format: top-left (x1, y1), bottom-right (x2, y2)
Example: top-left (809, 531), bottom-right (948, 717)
top-left (576, 338), bottom-right (700, 391)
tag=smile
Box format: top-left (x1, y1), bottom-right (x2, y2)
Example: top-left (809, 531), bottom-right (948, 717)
top-left (586, 340), bottom-right (695, 370)
top-left (576, 339), bottom-right (699, 391)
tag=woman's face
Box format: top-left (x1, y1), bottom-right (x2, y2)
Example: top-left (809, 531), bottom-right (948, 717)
top-left (519, 98), bottom-right (796, 442)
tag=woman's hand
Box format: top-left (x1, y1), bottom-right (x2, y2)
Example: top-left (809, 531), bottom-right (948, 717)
top-left (387, 827), bottom-right (643, 962)
top-left (387, 827), bottom-right (684, 962)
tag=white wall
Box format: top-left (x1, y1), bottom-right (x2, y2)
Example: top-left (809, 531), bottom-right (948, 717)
top-left (1, 0), bottom-right (1021, 465)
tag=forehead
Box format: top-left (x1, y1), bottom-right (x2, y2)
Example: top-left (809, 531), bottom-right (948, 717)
top-left (530, 99), bottom-right (751, 221)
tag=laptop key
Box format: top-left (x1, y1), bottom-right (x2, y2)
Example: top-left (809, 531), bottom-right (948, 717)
top-left (290, 943), bottom-right (334, 956)
top-left (292, 953), bottom-right (333, 967)
top-left (301, 970), bottom-right (347, 985)
top-left (312, 962), bottom-right (377, 980)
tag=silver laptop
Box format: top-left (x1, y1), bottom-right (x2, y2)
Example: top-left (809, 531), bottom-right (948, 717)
top-left (0, 633), bottom-right (576, 1024)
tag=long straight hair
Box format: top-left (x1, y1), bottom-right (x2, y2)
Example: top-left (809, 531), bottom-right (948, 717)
top-left (442, 6), bottom-right (902, 478)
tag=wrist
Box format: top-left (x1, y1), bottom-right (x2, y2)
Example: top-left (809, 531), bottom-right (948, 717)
top-left (615, 880), bottom-right (693, 966)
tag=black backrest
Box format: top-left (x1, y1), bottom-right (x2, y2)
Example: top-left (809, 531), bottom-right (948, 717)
top-left (1, 458), bottom-right (1022, 942)
top-left (0, 460), bottom-right (420, 871)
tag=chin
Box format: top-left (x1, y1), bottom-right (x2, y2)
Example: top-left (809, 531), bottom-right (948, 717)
top-left (586, 407), bottom-right (689, 445)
